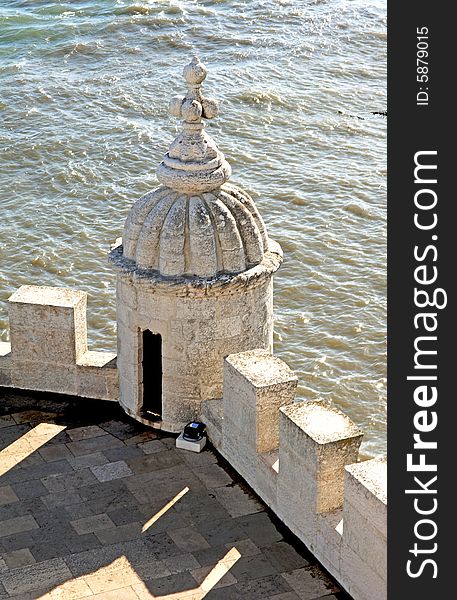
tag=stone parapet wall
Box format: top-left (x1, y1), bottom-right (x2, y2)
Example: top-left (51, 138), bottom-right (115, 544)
top-left (0, 341), bottom-right (11, 387)
top-left (204, 349), bottom-right (387, 600)
top-left (0, 285), bottom-right (386, 599)
top-left (1, 286), bottom-right (118, 401)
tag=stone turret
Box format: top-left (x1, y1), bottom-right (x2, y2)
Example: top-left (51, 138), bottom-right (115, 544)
top-left (0, 57), bottom-right (387, 600)
top-left (110, 57), bottom-right (282, 432)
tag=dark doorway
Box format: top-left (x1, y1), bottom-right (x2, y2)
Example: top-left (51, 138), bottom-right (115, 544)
top-left (141, 330), bottom-right (162, 421)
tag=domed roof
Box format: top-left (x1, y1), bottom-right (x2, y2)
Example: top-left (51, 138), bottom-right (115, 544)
top-left (121, 57), bottom-right (272, 280)
top-left (123, 182), bottom-right (268, 278)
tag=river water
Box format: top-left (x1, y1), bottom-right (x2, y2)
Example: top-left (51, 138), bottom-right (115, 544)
top-left (0, 0), bottom-right (386, 457)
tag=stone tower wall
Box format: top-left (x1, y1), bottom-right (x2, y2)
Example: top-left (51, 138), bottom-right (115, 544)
top-left (116, 272), bottom-right (274, 432)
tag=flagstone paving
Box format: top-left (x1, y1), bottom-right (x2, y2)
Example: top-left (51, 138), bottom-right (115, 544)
top-left (0, 391), bottom-right (349, 599)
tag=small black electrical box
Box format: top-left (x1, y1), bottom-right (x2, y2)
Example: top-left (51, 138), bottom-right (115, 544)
top-left (182, 421), bottom-right (206, 442)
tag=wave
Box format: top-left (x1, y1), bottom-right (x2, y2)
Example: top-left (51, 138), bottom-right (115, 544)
top-left (344, 202), bottom-right (376, 220)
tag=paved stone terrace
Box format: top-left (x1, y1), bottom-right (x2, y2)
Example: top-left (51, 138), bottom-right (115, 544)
top-left (0, 391), bottom-right (348, 600)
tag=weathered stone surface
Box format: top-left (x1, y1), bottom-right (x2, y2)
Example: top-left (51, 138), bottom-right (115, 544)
top-left (164, 552), bottom-right (201, 574)
top-left (255, 451), bottom-right (278, 511)
top-left (0, 486), bottom-right (19, 507)
top-left (200, 399), bottom-right (223, 449)
top-left (38, 443), bottom-right (73, 463)
top-left (90, 460), bottom-right (133, 482)
top-left (116, 274), bottom-right (277, 433)
top-left (138, 439), bottom-right (168, 454)
top-left (265, 594), bottom-right (301, 600)
top-left (168, 525), bottom-right (211, 553)
top-left (10, 360), bottom-right (78, 395)
top-left (213, 485), bottom-right (263, 519)
top-left (108, 59), bottom-right (282, 434)
top-left (3, 548), bottom-right (36, 569)
top-left (282, 567), bottom-right (338, 599)
top-left (70, 513), bottom-right (115, 535)
top-left (0, 400), bottom-right (345, 599)
top-left (224, 350), bottom-right (297, 455)
top-left (192, 562), bottom-right (238, 589)
top-left (220, 351), bottom-right (296, 502)
top-left (66, 434), bottom-right (124, 457)
top-left (344, 458), bottom-right (387, 536)
top-left (196, 518), bottom-right (246, 547)
top-left (11, 479), bottom-right (47, 500)
top-left (221, 422), bottom-right (257, 488)
top-left (315, 510), bottom-right (343, 575)
top-left (340, 542), bottom-right (386, 600)
top-left (41, 468), bottom-right (98, 494)
top-left (193, 464), bottom-right (233, 489)
top-left (67, 425), bottom-right (106, 442)
top-left (67, 451), bottom-right (108, 470)
top-left (9, 286), bottom-right (87, 363)
top-left (121, 57), bottom-right (267, 277)
top-left (77, 351), bottom-right (117, 369)
top-left (4, 286), bottom-right (118, 401)
top-left (261, 541), bottom-right (309, 572)
top-left (280, 400), bottom-right (363, 456)
top-left (134, 571), bottom-right (197, 598)
top-left (42, 578), bottom-right (94, 600)
top-left (94, 522), bottom-right (142, 545)
top-left (230, 554), bottom-right (277, 582)
top-left (279, 401), bottom-right (363, 514)
top-left (343, 458), bottom-right (387, 583)
top-left (234, 512), bottom-right (283, 548)
top-left (233, 574), bottom-right (292, 599)
top-left (76, 351), bottom-right (118, 401)
top-left (0, 514), bottom-right (39, 538)
top-left (0, 341), bottom-right (11, 386)
top-left (9, 286), bottom-right (86, 326)
top-left (0, 557), bottom-right (73, 595)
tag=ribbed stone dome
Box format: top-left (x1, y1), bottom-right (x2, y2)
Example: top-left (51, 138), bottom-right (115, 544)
top-left (118, 56), bottom-right (274, 280)
top-left (123, 182), bottom-right (269, 278)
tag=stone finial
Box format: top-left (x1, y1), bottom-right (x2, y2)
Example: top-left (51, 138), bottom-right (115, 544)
top-left (157, 57), bottom-right (231, 194)
top-left (169, 57), bottom-right (219, 121)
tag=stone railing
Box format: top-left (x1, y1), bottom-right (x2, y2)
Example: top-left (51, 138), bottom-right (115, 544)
top-left (0, 285), bottom-right (386, 600)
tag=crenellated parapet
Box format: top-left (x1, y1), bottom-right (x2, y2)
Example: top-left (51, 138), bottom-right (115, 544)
top-left (202, 348), bottom-right (387, 600)
top-left (1, 285), bottom-right (118, 401)
top-left (0, 288), bottom-right (386, 600)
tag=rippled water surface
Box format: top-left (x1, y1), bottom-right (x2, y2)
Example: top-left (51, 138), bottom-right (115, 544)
top-left (0, 0), bottom-right (386, 456)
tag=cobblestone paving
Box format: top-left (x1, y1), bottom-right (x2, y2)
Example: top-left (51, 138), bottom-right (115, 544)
top-left (0, 392), bottom-right (347, 600)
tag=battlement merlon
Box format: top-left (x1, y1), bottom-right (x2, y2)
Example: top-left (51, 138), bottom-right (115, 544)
top-left (4, 285), bottom-right (118, 400)
top-left (341, 458), bottom-right (387, 599)
top-left (214, 349), bottom-right (386, 600)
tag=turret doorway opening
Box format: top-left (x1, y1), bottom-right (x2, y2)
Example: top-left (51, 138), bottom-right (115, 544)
top-left (141, 329), bottom-right (162, 421)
